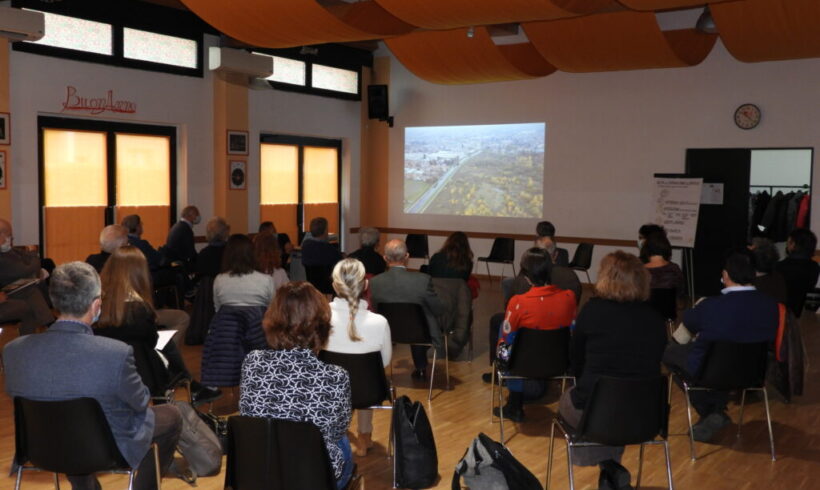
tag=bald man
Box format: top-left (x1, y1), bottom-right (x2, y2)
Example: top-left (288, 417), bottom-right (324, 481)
top-left (0, 219), bottom-right (54, 335)
top-left (369, 239), bottom-right (445, 377)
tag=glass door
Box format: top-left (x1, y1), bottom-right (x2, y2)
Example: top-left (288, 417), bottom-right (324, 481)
top-left (39, 117), bottom-right (176, 264)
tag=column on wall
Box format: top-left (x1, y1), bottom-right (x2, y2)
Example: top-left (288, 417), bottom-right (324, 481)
top-left (359, 56), bottom-right (390, 228)
top-left (213, 72), bottom-right (249, 233)
top-left (0, 39), bottom-right (11, 219)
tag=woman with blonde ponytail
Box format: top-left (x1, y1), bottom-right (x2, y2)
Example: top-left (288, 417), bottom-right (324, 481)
top-left (326, 258), bottom-right (392, 456)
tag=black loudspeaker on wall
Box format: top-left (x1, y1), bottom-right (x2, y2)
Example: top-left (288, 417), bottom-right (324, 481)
top-left (367, 84), bottom-right (393, 127)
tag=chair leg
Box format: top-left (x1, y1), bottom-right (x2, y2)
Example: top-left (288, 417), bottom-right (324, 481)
top-left (584, 270), bottom-right (591, 284)
top-left (392, 426), bottom-right (398, 489)
top-left (667, 374), bottom-right (673, 405)
top-left (684, 387), bottom-right (697, 461)
top-left (485, 261), bottom-right (492, 286)
top-left (444, 336), bottom-right (450, 391)
top-left (15, 465), bottom-right (23, 490)
top-left (560, 377), bottom-right (567, 394)
top-left (387, 408), bottom-right (395, 458)
top-left (663, 440), bottom-right (674, 490)
top-left (428, 347), bottom-right (437, 401)
top-left (128, 469), bottom-right (136, 490)
top-left (762, 388), bottom-right (776, 461)
top-left (153, 443), bottom-right (161, 490)
top-left (636, 443), bottom-right (645, 489)
top-left (53, 473), bottom-right (60, 490)
top-left (490, 366), bottom-right (497, 423)
top-left (499, 375), bottom-right (506, 445)
top-left (546, 419), bottom-right (556, 490)
top-left (566, 440), bottom-right (576, 490)
top-left (737, 389), bottom-right (747, 438)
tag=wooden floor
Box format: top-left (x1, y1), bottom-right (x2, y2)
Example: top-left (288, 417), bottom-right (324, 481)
top-left (3, 278), bottom-right (820, 489)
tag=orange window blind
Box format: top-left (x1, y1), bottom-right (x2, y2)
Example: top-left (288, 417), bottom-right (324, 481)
top-left (303, 146), bottom-right (338, 204)
top-left (115, 133), bottom-right (171, 206)
top-left (43, 129), bottom-right (107, 206)
top-left (260, 143), bottom-right (299, 205)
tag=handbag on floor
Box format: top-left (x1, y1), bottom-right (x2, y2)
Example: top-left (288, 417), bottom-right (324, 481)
top-left (173, 401), bottom-right (223, 477)
top-left (452, 433), bottom-right (542, 490)
top-left (393, 395), bottom-right (439, 488)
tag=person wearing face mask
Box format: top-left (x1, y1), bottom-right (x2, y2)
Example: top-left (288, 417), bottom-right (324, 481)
top-left (0, 218), bottom-right (54, 335)
top-left (3, 261), bottom-right (183, 490)
top-left (637, 223), bottom-right (666, 251)
top-left (164, 205), bottom-right (201, 271)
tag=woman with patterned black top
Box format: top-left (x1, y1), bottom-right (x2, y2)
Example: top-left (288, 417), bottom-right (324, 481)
top-left (239, 281), bottom-right (353, 489)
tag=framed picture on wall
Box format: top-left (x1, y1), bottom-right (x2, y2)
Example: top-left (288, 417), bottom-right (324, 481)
top-left (229, 160), bottom-right (246, 190)
top-left (0, 113), bottom-right (9, 145)
top-left (227, 130), bottom-right (248, 155)
top-left (0, 151), bottom-right (6, 189)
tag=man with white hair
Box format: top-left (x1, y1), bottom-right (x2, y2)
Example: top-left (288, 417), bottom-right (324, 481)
top-left (348, 227), bottom-right (386, 275)
top-left (369, 239), bottom-right (444, 378)
top-left (86, 224), bottom-right (129, 272)
top-left (4, 262), bottom-right (182, 489)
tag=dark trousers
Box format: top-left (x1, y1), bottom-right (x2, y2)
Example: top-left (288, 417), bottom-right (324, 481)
top-left (67, 404), bottom-right (182, 490)
top-left (411, 345), bottom-right (428, 370)
top-left (488, 312), bottom-right (504, 365)
top-left (663, 342), bottom-right (728, 417)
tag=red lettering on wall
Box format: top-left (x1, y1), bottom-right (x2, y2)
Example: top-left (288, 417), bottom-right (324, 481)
top-left (60, 86), bottom-right (137, 115)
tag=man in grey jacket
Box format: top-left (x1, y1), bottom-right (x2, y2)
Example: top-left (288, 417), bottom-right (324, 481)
top-left (4, 262), bottom-right (181, 490)
top-left (370, 239), bottom-right (445, 378)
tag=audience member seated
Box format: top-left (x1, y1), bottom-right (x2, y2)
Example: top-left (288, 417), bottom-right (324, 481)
top-left (253, 232), bottom-right (289, 291)
top-left (638, 223), bottom-right (666, 250)
top-left (258, 220), bottom-right (293, 268)
top-left (195, 216), bottom-right (230, 280)
top-left (164, 205), bottom-right (200, 271)
top-left (640, 231), bottom-right (685, 294)
top-left (86, 224), bottom-right (128, 272)
top-left (503, 222), bottom-right (581, 306)
top-left (240, 281), bottom-right (353, 489)
top-left (326, 258), bottom-right (391, 456)
top-left (428, 231), bottom-right (473, 281)
top-left (369, 239), bottom-right (445, 379)
top-left (94, 245), bottom-right (221, 405)
top-left (535, 221), bottom-right (569, 267)
top-left (214, 234), bottom-right (275, 311)
top-left (663, 253), bottom-right (779, 442)
top-left (0, 218), bottom-right (54, 335)
top-left (776, 228), bottom-right (820, 318)
top-left (348, 227), bottom-right (386, 275)
top-left (4, 262), bottom-right (182, 490)
top-left (560, 251), bottom-right (666, 488)
top-left (492, 248), bottom-right (576, 422)
top-left (301, 217), bottom-right (343, 268)
top-left (749, 237), bottom-right (788, 305)
top-left (122, 214), bottom-right (165, 271)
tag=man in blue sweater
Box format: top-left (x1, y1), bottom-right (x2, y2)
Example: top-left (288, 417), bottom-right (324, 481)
top-left (664, 252), bottom-right (778, 442)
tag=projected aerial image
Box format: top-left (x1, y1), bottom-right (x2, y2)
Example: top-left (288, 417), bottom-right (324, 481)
top-left (403, 122), bottom-right (545, 218)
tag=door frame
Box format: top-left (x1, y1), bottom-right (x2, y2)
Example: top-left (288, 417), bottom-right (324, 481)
top-left (37, 116), bottom-right (178, 258)
top-left (259, 133), bottom-right (343, 245)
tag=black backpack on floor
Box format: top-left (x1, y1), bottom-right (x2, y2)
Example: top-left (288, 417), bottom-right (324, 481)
top-left (393, 395), bottom-right (438, 488)
top-left (452, 433), bottom-right (542, 490)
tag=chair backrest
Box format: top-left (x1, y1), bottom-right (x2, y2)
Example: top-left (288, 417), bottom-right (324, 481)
top-left (648, 287), bottom-right (677, 321)
top-left (226, 416), bottom-right (336, 490)
top-left (577, 376), bottom-right (669, 446)
top-left (304, 265), bottom-right (335, 295)
top-left (14, 397), bottom-right (130, 475)
top-left (377, 302), bottom-right (432, 345)
top-left (405, 234), bottom-right (430, 259)
top-left (487, 237), bottom-right (515, 262)
top-left (696, 341), bottom-right (769, 390)
top-left (319, 350), bottom-right (391, 409)
top-left (569, 243), bottom-right (594, 269)
top-left (507, 327), bottom-right (570, 379)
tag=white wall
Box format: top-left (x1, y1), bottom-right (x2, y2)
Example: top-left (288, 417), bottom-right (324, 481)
top-left (381, 39), bottom-right (820, 279)
top-left (9, 35), bottom-right (218, 245)
top-left (750, 149), bottom-right (812, 188)
top-left (247, 87), bottom-right (361, 249)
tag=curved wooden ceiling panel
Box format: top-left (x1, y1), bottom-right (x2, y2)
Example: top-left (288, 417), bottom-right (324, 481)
top-left (711, 0), bottom-right (820, 62)
top-left (617, 0), bottom-right (730, 10)
top-left (523, 11), bottom-right (717, 72)
top-left (179, 0), bottom-right (413, 48)
top-left (371, 0), bottom-right (619, 30)
top-left (386, 28), bottom-right (555, 84)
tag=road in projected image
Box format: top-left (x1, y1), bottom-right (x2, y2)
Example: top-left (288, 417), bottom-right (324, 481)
top-left (403, 122), bottom-right (545, 218)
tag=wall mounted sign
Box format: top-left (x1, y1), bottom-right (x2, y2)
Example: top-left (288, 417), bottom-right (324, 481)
top-left (60, 86), bottom-right (137, 115)
top-left (0, 112), bottom-right (9, 145)
top-left (227, 130), bottom-right (249, 155)
top-left (229, 160), bottom-right (247, 190)
top-left (0, 151), bottom-right (7, 189)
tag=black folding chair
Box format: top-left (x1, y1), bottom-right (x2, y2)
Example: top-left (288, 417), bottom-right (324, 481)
top-left (405, 234), bottom-right (430, 264)
top-left (13, 397), bottom-right (160, 490)
top-left (491, 327), bottom-right (573, 443)
top-left (377, 302), bottom-right (449, 401)
top-left (669, 341), bottom-right (774, 461)
top-left (476, 237), bottom-right (516, 285)
top-left (547, 376), bottom-right (673, 490)
top-left (568, 243), bottom-right (594, 283)
top-left (304, 264), bottom-right (335, 296)
top-left (226, 416), bottom-right (341, 490)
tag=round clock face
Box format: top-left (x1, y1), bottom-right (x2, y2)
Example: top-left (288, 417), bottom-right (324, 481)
top-left (734, 103), bottom-right (761, 130)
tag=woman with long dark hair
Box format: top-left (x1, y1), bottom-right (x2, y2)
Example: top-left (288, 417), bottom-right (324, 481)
top-left (428, 231), bottom-right (474, 281)
top-left (213, 234), bottom-right (275, 311)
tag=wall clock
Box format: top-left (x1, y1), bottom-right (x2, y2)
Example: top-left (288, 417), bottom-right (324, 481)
top-left (734, 103), bottom-right (761, 130)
